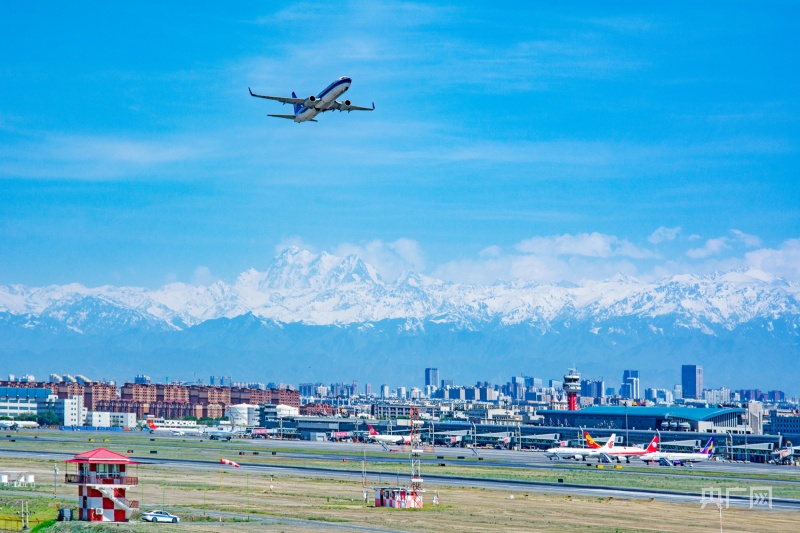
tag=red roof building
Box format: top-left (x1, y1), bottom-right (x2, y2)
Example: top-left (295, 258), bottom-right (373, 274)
top-left (65, 448), bottom-right (139, 522)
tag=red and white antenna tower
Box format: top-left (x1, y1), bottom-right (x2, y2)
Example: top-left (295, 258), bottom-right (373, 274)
top-left (409, 407), bottom-right (423, 498)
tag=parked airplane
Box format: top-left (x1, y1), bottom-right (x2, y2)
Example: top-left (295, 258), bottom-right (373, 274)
top-left (640, 438), bottom-right (714, 466)
top-left (206, 426), bottom-right (239, 441)
top-left (586, 432), bottom-right (659, 463)
top-left (583, 432), bottom-right (605, 449)
top-left (0, 420), bottom-right (39, 429)
top-left (146, 419), bottom-right (203, 436)
top-left (366, 425), bottom-right (411, 445)
top-left (545, 433), bottom-right (610, 461)
top-left (248, 76), bottom-right (374, 123)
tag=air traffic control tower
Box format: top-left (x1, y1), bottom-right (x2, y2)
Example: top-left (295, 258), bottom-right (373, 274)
top-left (563, 369), bottom-right (581, 411)
top-left (64, 448), bottom-right (139, 522)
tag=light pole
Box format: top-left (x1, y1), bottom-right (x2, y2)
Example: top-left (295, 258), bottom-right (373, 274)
top-left (53, 465), bottom-right (59, 498)
top-left (625, 403), bottom-right (629, 446)
top-left (728, 431), bottom-right (733, 462)
top-left (745, 403), bottom-right (750, 463)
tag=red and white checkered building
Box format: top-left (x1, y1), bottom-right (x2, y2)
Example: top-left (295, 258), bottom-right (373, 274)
top-left (374, 487), bottom-right (423, 509)
top-left (65, 448), bottom-right (139, 522)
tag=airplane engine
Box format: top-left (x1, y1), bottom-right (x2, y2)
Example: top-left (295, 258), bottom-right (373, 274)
top-left (574, 455), bottom-right (583, 461)
top-left (343, 99), bottom-right (351, 106)
top-left (304, 95), bottom-right (317, 107)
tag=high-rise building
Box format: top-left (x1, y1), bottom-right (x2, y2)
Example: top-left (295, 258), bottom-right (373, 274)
top-left (681, 365), bottom-right (703, 400)
top-left (380, 384), bottom-right (390, 399)
top-left (425, 368), bottom-right (440, 389)
top-left (581, 379), bottom-right (605, 399)
top-left (674, 384), bottom-right (683, 399)
top-left (621, 370), bottom-right (640, 400)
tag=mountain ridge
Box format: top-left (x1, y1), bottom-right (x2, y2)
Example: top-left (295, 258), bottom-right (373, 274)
top-left (1, 248), bottom-right (797, 390)
top-left (1, 247), bottom-right (797, 332)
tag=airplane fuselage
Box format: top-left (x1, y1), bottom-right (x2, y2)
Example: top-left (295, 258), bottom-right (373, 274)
top-left (641, 451), bottom-right (711, 465)
top-left (293, 77), bottom-right (352, 122)
top-left (544, 446), bottom-right (600, 461)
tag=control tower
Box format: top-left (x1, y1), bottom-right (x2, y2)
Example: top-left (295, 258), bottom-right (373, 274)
top-left (64, 448), bottom-right (139, 522)
top-left (563, 369), bottom-right (581, 411)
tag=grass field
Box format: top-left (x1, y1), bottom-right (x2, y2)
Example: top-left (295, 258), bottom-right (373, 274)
top-left (0, 433), bottom-right (798, 532)
top-left (4, 432), bottom-right (800, 499)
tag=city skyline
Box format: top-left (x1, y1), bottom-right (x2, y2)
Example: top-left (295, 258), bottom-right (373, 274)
top-left (6, 363), bottom-right (793, 401)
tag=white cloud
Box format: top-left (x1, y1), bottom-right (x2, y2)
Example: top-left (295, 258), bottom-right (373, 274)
top-left (0, 133), bottom-right (214, 180)
top-left (515, 232), bottom-right (653, 259)
top-left (744, 239), bottom-right (800, 281)
top-left (299, 231), bottom-right (800, 286)
top-left (334, 238), bottom-right (426, 281)
top-left (686, 237), bottom-right (731, 259)
top-left (432, 251), bottom-right (641, 285)
top-left (731, 229), bottom-right (762, 248)
top-left (648, 226), bottom-right (681, 244)
top-left (431, 232), bottom-right (650, 284)
top-left (191, 266), bottom-right (215, 286)
top-left (686, 230), bottom-right (763, 259)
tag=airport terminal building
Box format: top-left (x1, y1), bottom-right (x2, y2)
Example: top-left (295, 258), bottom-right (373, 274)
top-left (536, 406), bottom-right (750, 434)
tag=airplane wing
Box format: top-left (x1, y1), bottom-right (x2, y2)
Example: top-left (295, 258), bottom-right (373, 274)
top-left (333, 101), bottom-right (375, 112)
top-left (249, 88), bottom-right (305, 105)
top-left (268, 114), bottom-right (298, 120)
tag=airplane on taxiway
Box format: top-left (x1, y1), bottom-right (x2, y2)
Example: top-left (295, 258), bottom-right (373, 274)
top-left (640, 437), bottom-right (715, 466)
top-left (585, 432), bottom-right (659, 463)
top-left (545, 431), bottom-right (610, 461)
top-left (249, 76), bottom-right (374, 123)
top-left (366, 425), bottom-right (411, 445)
top-left (146, 419), bottom-right (203, 437)
top-left (0, 420), bottom-right (38, 429)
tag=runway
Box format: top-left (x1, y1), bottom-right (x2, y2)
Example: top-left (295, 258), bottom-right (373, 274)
top-left (2, 431), bottom-right (799, 511)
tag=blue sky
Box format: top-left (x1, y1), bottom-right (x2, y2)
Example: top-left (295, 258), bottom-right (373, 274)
top-left (1, 2), bottom-right (798, 287)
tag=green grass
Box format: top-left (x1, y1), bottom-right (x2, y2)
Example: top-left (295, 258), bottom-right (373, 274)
top-left (5, 431), bottom-right (800, 500)
top-left (30, 518), bottom-right (56, 532)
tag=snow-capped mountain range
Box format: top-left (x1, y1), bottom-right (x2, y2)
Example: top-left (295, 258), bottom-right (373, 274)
top-left (1, 247), bottom-right (798, 390)
top-left (2, 247), bottom-right (798, 334)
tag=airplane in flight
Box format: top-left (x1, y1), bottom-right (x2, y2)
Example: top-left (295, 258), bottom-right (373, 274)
top-left (640, 437), bottom-right (715, 466)
top-left (544, 432), bottom-right (611, 461)
top-left (248, 76), bottom-right (374, 123)
top-left (366, 425), bottom-right (411, 445)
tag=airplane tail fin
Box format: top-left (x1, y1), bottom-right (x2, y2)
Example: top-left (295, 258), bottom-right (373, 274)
top-left (701, 438), bottom-right (714, 455)
top-left (646, 435), bottom-right (659, 453)
top-left (147, 419), bottom-right (157, 429)
top-left (368, 425), bottom-right (378, 436)
top-left (605, 433), bottom-right (616, 449)
top-left (584, 431), bottom-right (602, 449)
top-left (292, 91), bottom-right (302, 115)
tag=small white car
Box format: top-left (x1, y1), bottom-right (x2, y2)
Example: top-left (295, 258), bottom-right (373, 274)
top-left (142, 510), bottom-right (180, 523)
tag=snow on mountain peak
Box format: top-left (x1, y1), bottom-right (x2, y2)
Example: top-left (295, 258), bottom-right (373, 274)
top-left (1, 248), bottom-right (798, 332)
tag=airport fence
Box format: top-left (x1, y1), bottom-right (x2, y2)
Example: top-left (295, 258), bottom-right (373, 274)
top-left (0, 517), bottom-right (46, 531)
